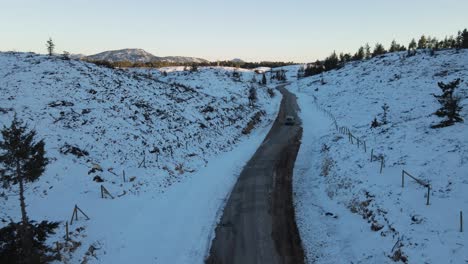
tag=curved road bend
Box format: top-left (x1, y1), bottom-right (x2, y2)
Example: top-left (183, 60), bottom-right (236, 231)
top-left (206, 85), bottom-right (305, 264)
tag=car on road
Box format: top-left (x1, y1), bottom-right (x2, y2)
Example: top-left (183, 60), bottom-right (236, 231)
top-left (285, 115), bottom-right (295, 126)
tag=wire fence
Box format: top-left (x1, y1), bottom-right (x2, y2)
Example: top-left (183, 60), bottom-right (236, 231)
top-left (311, 94), bottom-right (431, 205)
top-left (310, 93), bottom-right (464, 233)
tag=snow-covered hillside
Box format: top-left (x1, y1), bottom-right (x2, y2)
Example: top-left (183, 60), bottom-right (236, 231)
top-left (291, 49), bottom-right (468, 263)
top-left (0, 52), bottom-right (280, 263)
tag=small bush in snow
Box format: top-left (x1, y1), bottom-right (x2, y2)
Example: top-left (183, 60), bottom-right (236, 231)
top-left (248, 86), bottom-right (257, 106)
top-left (381, 103), bottom-right (389, 125)
top-left (370, 103), bottom-right (389, 128)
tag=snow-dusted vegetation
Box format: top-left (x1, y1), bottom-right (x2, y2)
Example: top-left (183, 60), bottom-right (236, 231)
top-left (291, 49), bottom-right (468, 263)
top-left (0, 52), bottom-right (280, 263)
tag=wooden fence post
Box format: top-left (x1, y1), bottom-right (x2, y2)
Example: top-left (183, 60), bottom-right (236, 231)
top-left (123, 170), bottom-right (126, 182)
top-left (76, 205), bottom-right (90, 220)
top-left (426, 185), bottom-right (430, 205)
top-left (363, 141), bottom-right (367, 153)
top-left (70, 204), bottom-right (90, 225)
top-left (65, 221), bottom-right (69, 241)
top-left (401, 170), bottom-right (405, 187)
top-left (380, 157), bottom-right (384, 174)
top-left (461, 211), bottom-right (464, 232)
top-left (56, 242), bottom-right (60, 256)
top-left (138, 151), bottom-right (146, 168)
top-left (101, 185), bottom-right (114, 199)
top-left (370, 149), bottom-right (374, 162)
top-left (70, 206), bottom-right (77, 225)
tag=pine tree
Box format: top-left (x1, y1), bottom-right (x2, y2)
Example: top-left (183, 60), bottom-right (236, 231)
top-left (0, 116), bottom-right (49, 263)
top-left (408, 38), bottom-right (417, 50)
top-left (248, 86), bottom-right (257, 106)
top-left (417, 35), bottom-right (427, 49)
top-left (353, 46), bottom-right (366, 60)
top-left (381, 103), bottom-right (389, 124)
top-left (372, 43), bottom-right (387, 57)
top-left (364, 43), bottom-right (371, 59)
top-left (45, 38), bottom-right (55, 56)
top-left (462, 29), bottom-right (468, 48)
top-left (323, 51), bottom-right (339, 70)
top-left (251, 73), bottom-right (257, 83)
top-left (338, 53), bottom-right (351, 63)
top-left (261, 73), bottom-right (267, 85)
top-left (389, 40), bottom-right (406, 52)
top-left (389, 40), bottom-right (399, 52)
top-left (432, 79), bottom-right (463, 127)
top-left (62, 51), bottom-right (70, 60)
top-left (297, 66), bottom-right (305, 79)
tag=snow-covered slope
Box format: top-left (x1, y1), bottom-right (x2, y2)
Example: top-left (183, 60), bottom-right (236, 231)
top-left (0, 51), bottom-right (280, 263)
top-left (290, 49), bottom-right (468, 263)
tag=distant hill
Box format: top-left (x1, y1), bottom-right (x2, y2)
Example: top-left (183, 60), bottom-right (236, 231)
top-left (160, 56), bottom-right (208, 64)
top-left (85, 48), bottom-right (209, 64)
top-left (231, 58), bottom-right (245, 63)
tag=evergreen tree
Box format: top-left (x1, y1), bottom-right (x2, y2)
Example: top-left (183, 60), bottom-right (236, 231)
top-left (364, 43), bottom-right (371, 59)
top-left (381, 103), bottom-right (389, 124)
top-left (372, 43), bottom-right (387, 57)
top-left (323, 51), bottom-right (339, 70)
top-left (261, 73), bottom-right (267, 85)
top-left (0, 116), bottom-right (49, 263)
top-left (275, 70), bottom-right (286, 81)
top-left (408, 38), bottom-right (417, 50)
top-left (389, 40), bottom-right (399, 52)
top-left (297, 66), bottom-right (305, 79)
top-left (339, 52), bottom-right (352, 63)
top-left (45, 38), bottom-right (55, 56)
top-left (62, 51), bottom-right (70, 60)
top-left (389, 40), bottom-right (406, 52)
top-left (427, 36), bottom-right (439, 49)
top-left (353, 46), bottom-right (366, 60)
top-left (441, 36), bottom-right (450, 49)
top-left (462, 29), bottom-right (468, 48)
top-left (303, 61), bottom-right (325, 77)
top-left (251, 73), bottom-right (257, 83)
top-left (248, 86), bottom-right (257, 106)
top-left (417, 35), bottom-right (427, 49)
top-left (456, 30), bottom-right (463, 49)
top-left (432, 79), bottom-right (463, 127)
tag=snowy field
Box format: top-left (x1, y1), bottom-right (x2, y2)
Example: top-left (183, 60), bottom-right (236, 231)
top-left (291, 49), bottom-right (468, 263)
top-left (0, 52), bottom-right (281, 263)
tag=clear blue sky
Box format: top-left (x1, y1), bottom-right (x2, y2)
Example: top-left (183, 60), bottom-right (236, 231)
top-left (1, 0), bottom-right (466, 62)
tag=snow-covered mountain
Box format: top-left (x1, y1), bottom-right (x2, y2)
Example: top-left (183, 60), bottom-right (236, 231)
top-left (0, 51), bottom-right (280, 263)
top-left (160, 56), bottom-right (208, 64)
top-left (85, 48), bottom-right (209, 64)
top-left (86, 48), bottom-right (157, 62)
top-left (231, 58), bottom-right (245, 63)
top-left (290, 49), bottom-right (468, 263)
top-left (69, 53), bottom-right (87, 60)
